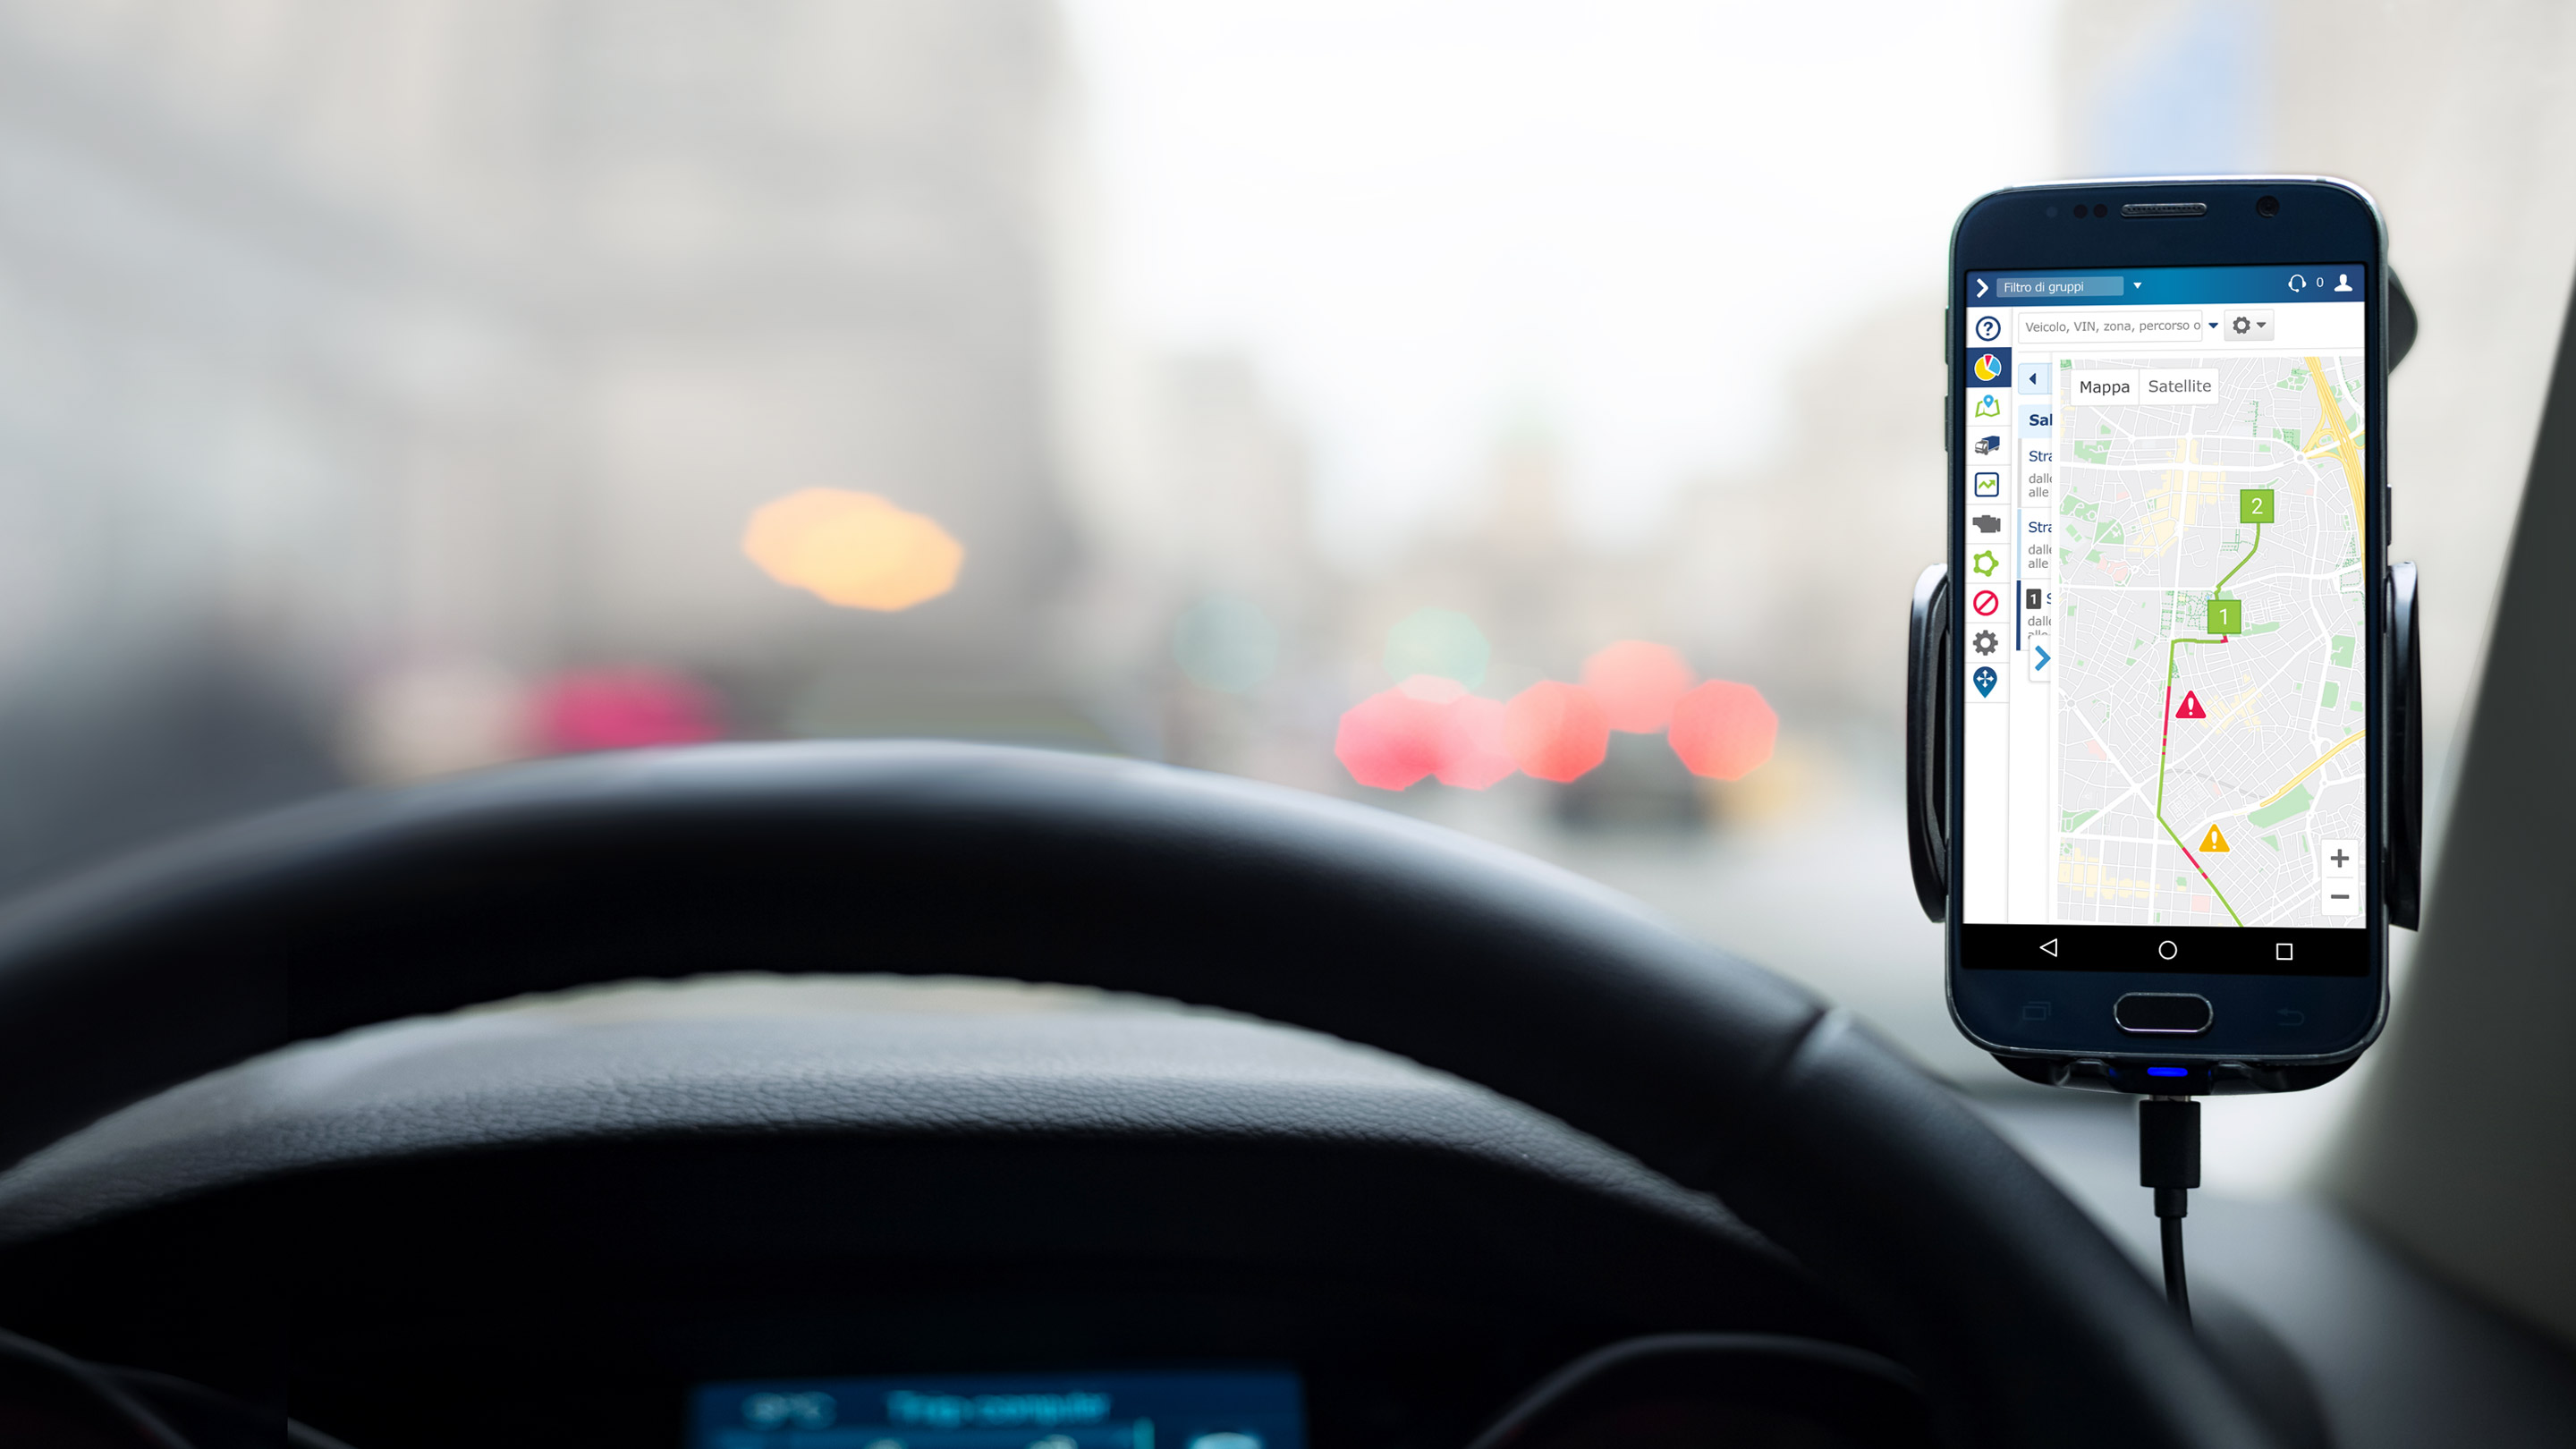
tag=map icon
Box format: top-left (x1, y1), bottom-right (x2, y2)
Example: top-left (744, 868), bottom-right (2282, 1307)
top-left (1973, 665), bottom-right (1997, 698)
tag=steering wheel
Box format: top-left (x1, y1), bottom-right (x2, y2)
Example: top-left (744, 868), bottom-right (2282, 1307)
top-left (0, 742), bottom-right (2275, 1448)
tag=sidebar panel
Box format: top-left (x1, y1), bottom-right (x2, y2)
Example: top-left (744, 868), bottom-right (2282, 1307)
top-left (2008, 352), bottom-right (2055, 921)
top-left (1961, 312), bottom-right (2011, 922)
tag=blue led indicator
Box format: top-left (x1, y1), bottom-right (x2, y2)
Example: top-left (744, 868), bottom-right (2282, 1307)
top-left (2147, 1066), bottom-right (2189, 1078)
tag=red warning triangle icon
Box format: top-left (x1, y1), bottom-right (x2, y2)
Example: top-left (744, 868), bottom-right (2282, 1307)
top-left (2175, 691), bottom-right (2207, 719)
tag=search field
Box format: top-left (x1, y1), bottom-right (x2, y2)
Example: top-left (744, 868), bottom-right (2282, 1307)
top-left (2014, 309), bottom-right (2202, 344)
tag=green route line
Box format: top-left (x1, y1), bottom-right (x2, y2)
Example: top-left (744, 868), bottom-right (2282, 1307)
top-left (2216, 521), bottom-right (2262, 595)
top-left (2148, 521), bottom-right (2261, 927)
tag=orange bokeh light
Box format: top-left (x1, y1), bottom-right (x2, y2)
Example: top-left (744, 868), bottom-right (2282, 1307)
top-left (743, 488), bottom-right (963, 611)
top-left (1504, 681), bottom-right (1609, 783)
top-left (1581, 640), bottom-right (1697, 733)
top-left (1669, 679), bottom-right (1778, 780)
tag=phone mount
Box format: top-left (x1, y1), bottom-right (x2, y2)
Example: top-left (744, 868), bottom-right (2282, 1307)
top-left (1906, 561), bottom-right (2423, 1089)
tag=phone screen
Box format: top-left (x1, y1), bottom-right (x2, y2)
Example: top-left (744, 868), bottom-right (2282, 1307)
top-left (1958, 264), bottom-right (2370, 973)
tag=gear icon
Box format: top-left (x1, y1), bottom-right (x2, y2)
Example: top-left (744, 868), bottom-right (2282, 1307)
top-left (1971, 549), bottom-right (2001, 577)
top-left (2232, 314), bottom-right (2251, 335)
top-left (1972, 629), bottom-right (1999, 657)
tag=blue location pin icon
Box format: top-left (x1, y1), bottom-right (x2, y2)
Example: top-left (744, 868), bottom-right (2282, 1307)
top-left (1973, 665), bottom-right (1997, 698)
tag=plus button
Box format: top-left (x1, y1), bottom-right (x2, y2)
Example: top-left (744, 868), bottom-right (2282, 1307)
top-left (2329, 848), bottom-right (2351, 869)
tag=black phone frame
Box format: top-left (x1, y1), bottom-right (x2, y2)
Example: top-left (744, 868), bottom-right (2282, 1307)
top-left (1933, 177), bottom-right (2400, 1094)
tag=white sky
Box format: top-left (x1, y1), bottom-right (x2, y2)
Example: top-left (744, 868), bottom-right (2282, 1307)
top-left (1067, 0), bottom-right (2061, 559)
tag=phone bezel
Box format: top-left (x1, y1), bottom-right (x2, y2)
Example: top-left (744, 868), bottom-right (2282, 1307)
top-left (1943, 177), bottom-right (2389, 1071)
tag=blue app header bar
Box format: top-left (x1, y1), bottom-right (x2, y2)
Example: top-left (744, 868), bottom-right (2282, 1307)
top-left (1967, 264), bottom-right (2368, 306)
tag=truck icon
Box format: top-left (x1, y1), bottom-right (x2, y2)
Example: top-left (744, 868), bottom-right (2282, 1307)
top-left (1974, 436), bottom-right (2002, 454)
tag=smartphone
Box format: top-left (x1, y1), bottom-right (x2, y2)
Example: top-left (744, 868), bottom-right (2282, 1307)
top-left (1944, 178), bottom-right (2388, 1093)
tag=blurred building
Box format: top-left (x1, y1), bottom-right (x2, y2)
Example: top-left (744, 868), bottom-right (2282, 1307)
top-left (1120, 352), bottom-right (1339, 789)
top-left (1658, 299), bottom-right (1947, 727)
top-left (0, 0), bottom-right (1114, 893)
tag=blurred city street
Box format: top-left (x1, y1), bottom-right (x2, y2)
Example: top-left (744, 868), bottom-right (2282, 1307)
top-left (0, 0), bottom-right (2566, 1133)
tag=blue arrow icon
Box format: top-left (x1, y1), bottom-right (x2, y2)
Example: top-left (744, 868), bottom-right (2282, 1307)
top-left (1973, 665), bottom-right (1997, 698)
top-left (2034, 646), bottom-right (2051, 673)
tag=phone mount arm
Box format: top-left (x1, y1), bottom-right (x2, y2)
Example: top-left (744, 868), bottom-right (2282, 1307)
top-left (1902, 561), bottom-right (2423, 929)
top-left (2387, 561), bottom-right (2423, 930)
top-left (1906, 564), bottom-right (1952, 924)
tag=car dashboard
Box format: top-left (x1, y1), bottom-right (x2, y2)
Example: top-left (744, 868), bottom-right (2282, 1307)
top-left (0, 979), bottom-right (1928, 1448)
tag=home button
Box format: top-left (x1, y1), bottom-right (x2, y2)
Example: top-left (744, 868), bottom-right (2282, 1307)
top-left (2114, 993), bottom-right (2214, 1035)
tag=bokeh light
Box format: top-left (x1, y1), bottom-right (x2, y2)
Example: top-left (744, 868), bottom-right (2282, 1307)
top-left (1383, 608), bottom-right (1490, 690)
top-left (1580, 640), bottom-right (1696, 733)
top-left (1668, 679), bottom-right (1778, 780)
top-left (1504, 680), bottom-right (1608, 783)
top-left (1334, 675), bottom-right (1521, 792)
top-left (742, 488), bottom-right (964, 611)
top-left (532, 667), bottom-right (723, 753)
top-left (1334, 684), bottom-right (1446, 790)
top-left (1435, 693), bottom-right (1516, 789)
top-left (1173, 592), bottom-right (1279, 692)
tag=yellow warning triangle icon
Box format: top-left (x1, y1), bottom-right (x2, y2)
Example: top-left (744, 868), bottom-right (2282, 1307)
top-left (2199, 825), bottom-right (2232, 853)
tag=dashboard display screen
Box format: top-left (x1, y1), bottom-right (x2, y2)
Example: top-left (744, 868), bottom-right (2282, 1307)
top-left (689, 1370), bottom-right (1305, 1449)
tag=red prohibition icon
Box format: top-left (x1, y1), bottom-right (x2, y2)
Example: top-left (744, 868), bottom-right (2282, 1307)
top-left (1971, 589), bottom-right (2000, 616)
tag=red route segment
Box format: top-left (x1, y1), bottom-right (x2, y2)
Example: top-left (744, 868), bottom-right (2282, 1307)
top-left (2156, 638), bottom-right (2243, 927)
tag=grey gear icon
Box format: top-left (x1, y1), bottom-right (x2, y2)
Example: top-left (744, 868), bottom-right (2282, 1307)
top-left (1972, 629), bottom-right (2000, 657)
top-left (2232, 314), bottom-right (2251, 335)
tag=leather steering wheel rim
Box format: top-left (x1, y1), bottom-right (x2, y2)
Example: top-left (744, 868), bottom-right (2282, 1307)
top-left (0, 741), bottom-right (2273, 1448)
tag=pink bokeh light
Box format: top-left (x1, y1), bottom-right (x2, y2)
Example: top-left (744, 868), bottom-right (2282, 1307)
top-left (1435, 693), bottom-right (1516, 789)
top-left (1504, 680), bottom-right (1609, 783)
top-left (1581, 640), bottom-right (1696, 733)
top-left (1334, 684), bottom-right (1448, 790)
top-left (1668, 679), bottom-right (1777, 780)
top-left (531, 667), bottom-right (724, 754)
top-left (1335, 675), bottom-right (1523, 792)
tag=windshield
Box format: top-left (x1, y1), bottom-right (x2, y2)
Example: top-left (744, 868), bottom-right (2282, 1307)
top-left (0, 1), bottom-right (2562, 1166)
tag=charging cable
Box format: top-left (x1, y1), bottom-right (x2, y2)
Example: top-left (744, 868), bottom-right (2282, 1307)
top-left (2139, 1096), bottom-right (2200, 1321)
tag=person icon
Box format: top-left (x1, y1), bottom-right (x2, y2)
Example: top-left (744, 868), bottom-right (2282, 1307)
top-left (2334, 273), bottom-right (2353, 292)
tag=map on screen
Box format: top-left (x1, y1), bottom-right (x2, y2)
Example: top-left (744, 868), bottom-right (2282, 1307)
top-left (2049, 353), bottom-right (2368, 928)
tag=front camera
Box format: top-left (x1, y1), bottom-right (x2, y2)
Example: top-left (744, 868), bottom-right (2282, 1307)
top-left (2255, 195), bottom-right (2281, 218)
